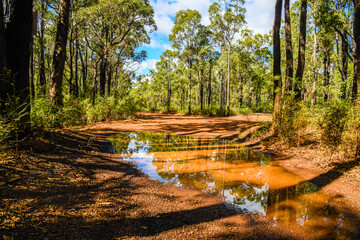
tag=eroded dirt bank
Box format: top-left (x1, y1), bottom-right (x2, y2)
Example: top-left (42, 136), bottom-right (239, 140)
top-left (1, 113), bottom-right (360, 239)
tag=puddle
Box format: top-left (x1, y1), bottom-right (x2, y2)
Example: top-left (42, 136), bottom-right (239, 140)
top-left (109, 132), bottom-right (359, 238)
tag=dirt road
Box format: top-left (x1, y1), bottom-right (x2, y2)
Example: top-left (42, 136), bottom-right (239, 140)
top-left (1, 113), bottom-right (360, 239)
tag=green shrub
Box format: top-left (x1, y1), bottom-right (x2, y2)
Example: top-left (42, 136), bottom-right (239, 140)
top-left (32, 97), bottom-right (84, 128)
top-left (0, 101), bottom-right (28, 148)
top-left (318, 100), bottom-right (349, 150)
top-left (84, 95), bottom-right (138, 123)
top-left (0, 72), bottom-right (30, 148)
top-left (279, 96), bottom-right (308, 147)
top-left (238, 106), bottom-right (252, 115)
top-left (31, 95), bottom-right (138, 129)
top-left (343, 103), bottom-right (360, 158)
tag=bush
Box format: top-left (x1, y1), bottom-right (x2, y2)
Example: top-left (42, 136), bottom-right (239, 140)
top-left (318, 100), bottom-right (349, 150)
top-left (343, 103), bottom-right (360, 158)
top-left (31, 95), bottom-right (138, 129)
top-left (0, 73), bottom-right (30, 148)
top-left (189, 105), bottom-right (230, 116)
top-left (279, 96), bottom-right (308, 147)
top-left (238, 106), bottom-right (252, 115)
top-left (0, 101), bottom-right (28, 149)
top-left (82, 96), bottom-right (138, 123)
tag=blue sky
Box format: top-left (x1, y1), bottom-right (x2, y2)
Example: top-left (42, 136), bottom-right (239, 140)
top-left (136, 0), bottom-right (292, 76)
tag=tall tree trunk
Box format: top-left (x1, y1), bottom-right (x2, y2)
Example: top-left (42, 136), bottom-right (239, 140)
top-left (107, 64), bottom-right (112, 96)
top-left (284, 0), bottom-right (293, 92)
top-left (207, 60), bottom-right (212, 107)
top-left (324, 56), bottom-right (330, 101)
top-left (114, 67), bottom-right (119, 92)
top-left (200, 68), bottom-right (204, 110)
top-left (311, 24), bottom-right (318, 108)
top-left (220, 67), bottom-right (224, 111)
top-left (38, 0), bottom-right (46, 94)
top-left (99, 26), bottom-right (109, 96)
top-left (30, 10), bottom-right (37, 99)
top-left (0, 1), bottom-right (6, 72)
top-left (30, 31), bottom-right (35, 98)
top-left (238, 68), bottom-right (243, 110)
top-left (69, 23), bottom-right (74, 95)
top-left (188, 60), bottom-right (192, 115)
top-left (255, 82), bottom-right (261, 109)
top-left (340, 30), bottom-right (348, 99)
top-left (99, 57), bottom-right (107, 96)
top-left (0, 1), bottom-right (8, 111)
top-left (272, 0), bottom-right (283, 136)
top-left (294, 0), bottom-right (307, 101)
top-left (75, 37), bottom-right (79, 97)
top-left (354, 0), bottom-right (360, 158)
top-left (79, 44), bottom-right (87, 97)
top-left (166, 63), bottom-right (171, 110)
top-left (353, 0), bottom-right (360, 101)
top-left (226, 43), bottom-right (231, 116)
top-left (91, 60), bottom-right (99, 105)
top-left (181, 87), bottom-right (184, 111)
top-left (49, 0), bottom-right (71, 107)
top-left (3, 0), bottom-right (33, 136)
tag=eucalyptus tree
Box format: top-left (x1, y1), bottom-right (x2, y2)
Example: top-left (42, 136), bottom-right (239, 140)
top-left (173, 61), bottom-right (188, 110)
top-left (194, 46), bottom-right (207, 110)
top-left (355, 0), bottom-right (360, 100)
top-left (0, 0), bottom-right (33, 136)
top-left (284, 0), bottom-right (294, 91)
top-left (313, 0), bottom-right (353, 100)
top-left (272, 0), bottom-right (283, 135)
top-left (34, 0), bottom-right (47, 94)
top-left (294, 0), bottom-right (307, 100)
top-left (209, 0), bottom-right (246, 116)
top-left (169, 9), bottom-right (203, 114)
top-left (0, 3), bottom-right (5, 75)
top-left (162, 50), bottom-right (177, 111)
top-left (0, 2), bottom-right (7, 99)
top-left (206, 47), bottom-right (220, 107)
top-left (235, 30), bottom-right (271, 110)
top-left (49, 0), bottom-right (71, 107)
top-left (78, 0), bottom-right (156, 99)
top-left (194, 27), bottom-right (211, 110)
top-left (153, 50), bottom-right (177, 110)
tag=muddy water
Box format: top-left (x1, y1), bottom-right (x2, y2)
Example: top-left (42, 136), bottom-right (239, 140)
top-left (109, 132), bottom-right (358, 238)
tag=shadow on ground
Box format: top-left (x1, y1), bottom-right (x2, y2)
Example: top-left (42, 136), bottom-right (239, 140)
top-left (1, 126), bottom-right (360, 239)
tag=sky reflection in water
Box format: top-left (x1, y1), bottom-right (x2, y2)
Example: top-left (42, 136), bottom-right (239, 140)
top-left (109, 132), bottom-right (357, 238)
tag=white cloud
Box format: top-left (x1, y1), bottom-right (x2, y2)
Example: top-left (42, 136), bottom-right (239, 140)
top-left (149, 0), bottom-right (280, 45)
top-left (154, 14), bottom-right (174, 36)
top-left (244, 0), bottom-right (275, 35)
top-left (150, 0), bottom-right (297, 38)
top-left (244, 0), bottom-right (296, 35)
top-left (150, 0), bottom-right (213, 36)
top-left (137, 58), bottom-right (159, 75)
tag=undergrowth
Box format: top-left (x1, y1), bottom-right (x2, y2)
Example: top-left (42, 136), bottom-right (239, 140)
top-left (279, 96), bottom-right (308, 147)
top-left (0, 72), bottom-right (30, 150)
top-left (272, 98), bottom-right (360, 161)
top-left (31, 95), bottom-right (138, 129)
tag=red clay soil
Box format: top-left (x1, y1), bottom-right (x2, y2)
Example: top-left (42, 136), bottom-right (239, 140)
top-left (1, 112), bottom-right (360, 239)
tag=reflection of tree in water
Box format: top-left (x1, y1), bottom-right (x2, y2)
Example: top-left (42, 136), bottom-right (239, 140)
top-left (111, 132), bottom-right (267, 155)
top-left (265, 180), bottom-right (351, 237)
top-left (175, 171), bottom-right (217, 193)
top-left (228, 182), bottom-right (268, 211)
top-left (266, 184), bottom-right (298, 223)
top-left (110, 132), bottom-right (273, 203)
top-left (109, 132), bottom-right (357, 238)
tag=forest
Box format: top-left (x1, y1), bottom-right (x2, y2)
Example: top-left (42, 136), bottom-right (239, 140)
top-left (1, 0), bottom-right (360, 239)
